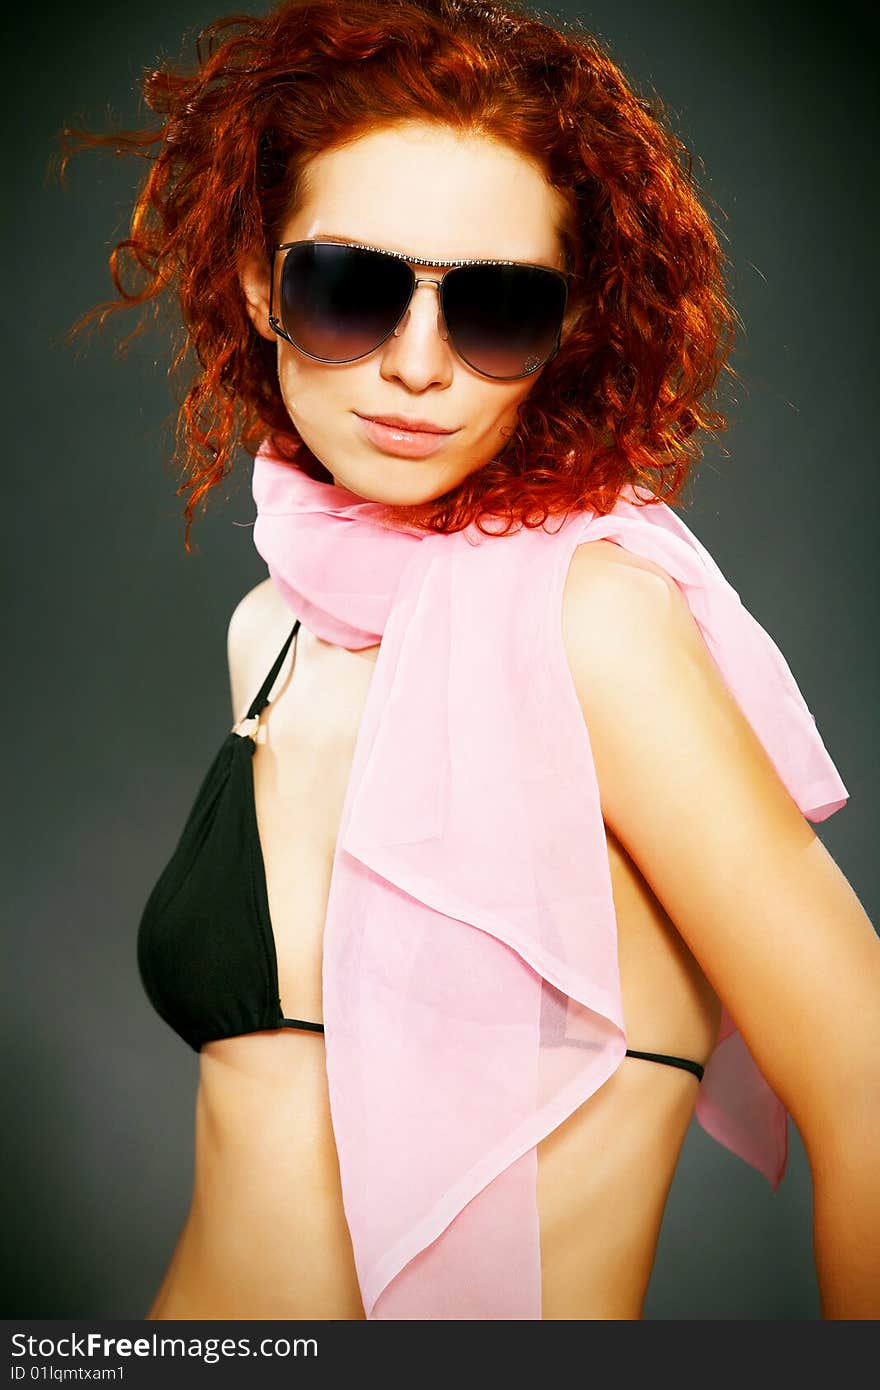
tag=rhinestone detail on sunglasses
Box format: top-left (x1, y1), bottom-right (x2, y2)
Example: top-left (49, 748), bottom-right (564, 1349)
top-left (272, 237), bottom-right (572, 272)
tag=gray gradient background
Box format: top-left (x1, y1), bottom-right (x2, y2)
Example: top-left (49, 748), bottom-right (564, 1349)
top-left (4, 0), bottom-right (876, 1320)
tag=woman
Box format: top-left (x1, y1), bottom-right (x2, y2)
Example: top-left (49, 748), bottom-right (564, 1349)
top-left (59, 0), bottom-right (878, 1320)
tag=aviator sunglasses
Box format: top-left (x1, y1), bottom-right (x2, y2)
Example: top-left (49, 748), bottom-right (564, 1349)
top-left (268, 238), bottom-right (572, 381)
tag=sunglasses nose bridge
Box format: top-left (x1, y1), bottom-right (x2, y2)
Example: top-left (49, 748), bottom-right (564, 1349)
top-left (392, 275), bottom-right (449, 343)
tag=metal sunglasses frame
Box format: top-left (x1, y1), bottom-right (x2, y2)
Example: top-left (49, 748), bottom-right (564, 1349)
top-left (267, 238), bottom-right (573, 380)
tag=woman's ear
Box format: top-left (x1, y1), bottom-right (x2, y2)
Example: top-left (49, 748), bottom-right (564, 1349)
top-left (237, 250), bottom-right (276, 343)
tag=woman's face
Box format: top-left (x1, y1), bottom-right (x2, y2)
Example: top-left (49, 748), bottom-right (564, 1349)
top-left (240, 121), bottom-right (572, 506)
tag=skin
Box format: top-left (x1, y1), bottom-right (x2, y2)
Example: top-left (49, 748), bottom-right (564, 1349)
top-left (562, 542), bottom-right (880, 1317)
top-left (145, 120), bottom-right (880, 1320)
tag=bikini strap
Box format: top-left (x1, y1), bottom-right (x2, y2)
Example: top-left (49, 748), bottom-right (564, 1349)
top-left (245, 619), bottom-right (301, 719)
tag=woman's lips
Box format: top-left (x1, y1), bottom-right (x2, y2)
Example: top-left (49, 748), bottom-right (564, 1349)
top-left (356, 414), bottom-right (457, 459)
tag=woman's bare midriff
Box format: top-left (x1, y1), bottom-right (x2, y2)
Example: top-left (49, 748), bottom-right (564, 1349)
top-left (146, 578), bottom-right (722, 1321)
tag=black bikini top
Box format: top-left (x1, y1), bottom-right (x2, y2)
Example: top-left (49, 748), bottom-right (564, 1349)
top-left (137, 616), bottom-right (707, 1083)
top-left (136, 618), bottom-right (325, 1052)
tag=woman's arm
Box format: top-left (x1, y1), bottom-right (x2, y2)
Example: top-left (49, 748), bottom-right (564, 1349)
top-left (562, 540), bottom-right (880, 1319)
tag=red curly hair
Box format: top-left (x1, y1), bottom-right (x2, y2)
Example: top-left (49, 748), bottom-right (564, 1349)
top-left (55, 0), bottom-right (737, 548)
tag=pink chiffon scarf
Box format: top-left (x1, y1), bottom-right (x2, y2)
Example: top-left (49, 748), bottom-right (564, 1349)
top-left (251, 436), bottom-right (849, 1320)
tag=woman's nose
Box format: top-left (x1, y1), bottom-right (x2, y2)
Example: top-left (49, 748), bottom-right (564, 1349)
top-left (392, 277), bottom-right (449, 346)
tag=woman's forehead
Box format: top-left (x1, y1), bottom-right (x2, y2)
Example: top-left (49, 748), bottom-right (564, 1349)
top-left (285, 128), bottom-right (567, 265)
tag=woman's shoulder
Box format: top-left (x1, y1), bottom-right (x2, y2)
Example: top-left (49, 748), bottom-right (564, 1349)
top-left (227, 577), bottom-right (298, 720)
top-left (563, 531), bottom-right (682, 616)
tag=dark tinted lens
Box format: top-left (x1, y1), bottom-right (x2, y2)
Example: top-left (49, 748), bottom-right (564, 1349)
top-left (441, 263), bottom-right (567, 378)
top-left (279, 243), bottom-right (413, 361)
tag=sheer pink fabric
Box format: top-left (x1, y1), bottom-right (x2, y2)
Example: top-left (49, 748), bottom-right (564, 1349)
top-left (252, 438), bottom-right (849, 1320)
